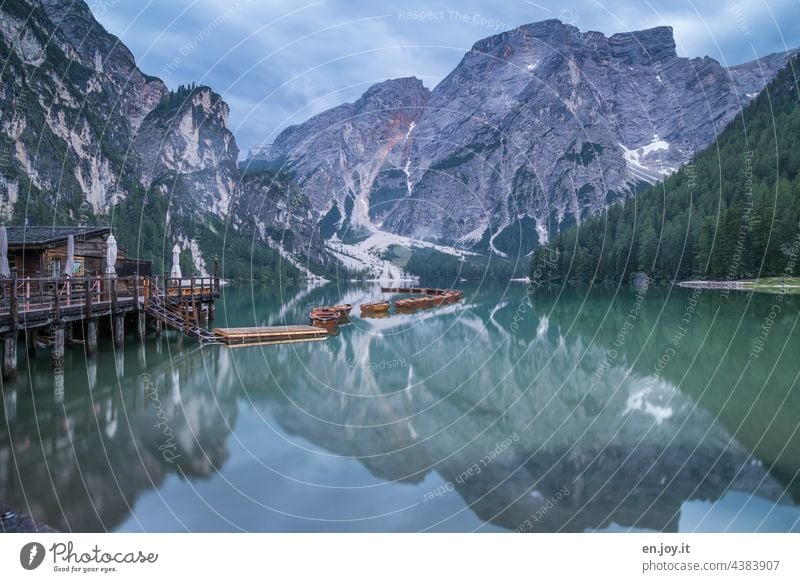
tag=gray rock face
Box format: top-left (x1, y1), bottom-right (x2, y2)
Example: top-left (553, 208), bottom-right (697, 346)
top-left (37, 0), bottom-right (168, 131)
top-left (0, 0), bottom-right (323, 276)
top-left (254, 77), bottom-right (430, 233)
top-left (134, 86), bottom-right (239, 218)
top-left (250, 19), bottom-right (796, 257)
top-left (0, 0), bottom-right (168, 214)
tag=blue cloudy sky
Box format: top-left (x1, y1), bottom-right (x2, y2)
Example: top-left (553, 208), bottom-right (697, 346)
top-left (92, 0), bottom-right (800, 157)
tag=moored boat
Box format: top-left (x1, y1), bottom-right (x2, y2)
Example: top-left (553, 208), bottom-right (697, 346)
top-left (443, 291), bottom-right (460, 303)
top-left (360, 300), bottom-right (390, 314)
top-left (430, 294), bottom-right (448, 306)
top-left (394, 298), bottom-right (422, 310)
top-left (309, 308), bottom-right (341, 324)
top-left (329, 303), bottom-right (353, 315)
top-left (419, 295), bottom-right (437, 308)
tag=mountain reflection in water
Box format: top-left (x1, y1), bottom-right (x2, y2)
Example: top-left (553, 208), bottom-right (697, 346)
top-left (1, 283), bottom-right (798, 532)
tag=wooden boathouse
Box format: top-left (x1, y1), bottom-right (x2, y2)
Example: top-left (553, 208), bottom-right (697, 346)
top-left (5, 226), bottom-right (150, 278)
top-left (0, 226), bottom-right (220, 380)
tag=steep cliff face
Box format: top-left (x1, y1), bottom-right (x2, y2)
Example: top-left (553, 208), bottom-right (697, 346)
top-left (261, 77), bottom-right (430, 235)
top-left (0, 0), bottom-right (320, 280)
top-left (134, 86), bottom-right (239, 219)
top-left (37, 0), bottom-right (167, 131)
top-left (250, 20), bottom-right (796, 258)
top-left (0, 0), bottom-right (160, 217)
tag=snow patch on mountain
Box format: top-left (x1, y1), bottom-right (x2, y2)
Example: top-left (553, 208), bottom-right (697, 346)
top-left (326, 229), bottom-right (476, 281)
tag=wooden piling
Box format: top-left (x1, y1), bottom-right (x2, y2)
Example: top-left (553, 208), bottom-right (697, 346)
top-left (3, 333), bottom-right (18, 380)
top-left (52, 325), bottom-right (65, 370)
top-left (113, 315), bottom-right (125, 348)
top-left (10, 273), bottom-right (19, 333)
top-left (136, 312), bottom-right (146, 341)
top-left (24, 329), bottom-right (36, 357)
top-left (86, 319), bottom-right (98, 356)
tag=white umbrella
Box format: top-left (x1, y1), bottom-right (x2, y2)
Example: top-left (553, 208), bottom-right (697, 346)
top-left (105, 233), bottom-right (117, 275)
top-left (64, 234), bottom-right (75, 277)
top-left (0, 226), bottom-right (10, 278)
top-left (170, 243), bottom-right (182, 279)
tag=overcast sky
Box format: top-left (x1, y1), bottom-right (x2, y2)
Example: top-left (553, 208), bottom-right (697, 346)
top-left (92, 0), bottom-right (800, 157)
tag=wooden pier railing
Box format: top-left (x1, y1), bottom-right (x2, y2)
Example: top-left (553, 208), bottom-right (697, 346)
top-left (0, 273), bottom-right (221, 379)
top-left (0, 274), bottom-right (220, 326)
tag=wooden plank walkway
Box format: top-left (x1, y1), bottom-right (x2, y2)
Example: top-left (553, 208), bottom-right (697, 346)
top-left (213, 325), bottom-right (328, 346)
top-left (380, 287), bottom-right (449, 295)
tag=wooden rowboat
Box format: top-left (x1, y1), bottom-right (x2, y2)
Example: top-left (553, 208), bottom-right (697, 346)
top-left (360, 301), bottom-right (390, 313)
top-left (430, 294), bottom-right (448, 306)
top-left (309, 308), bottom-right (341, 323)
top-left (329, 303), bottom-right (353, 315)
top-left (395, 298), bottom-right (424, 310)
top-left (417, 296), bottom-right (436, 308)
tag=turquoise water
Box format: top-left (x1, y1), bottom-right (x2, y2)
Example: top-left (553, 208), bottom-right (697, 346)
top-left (1, 282), bottom-right (799, 532)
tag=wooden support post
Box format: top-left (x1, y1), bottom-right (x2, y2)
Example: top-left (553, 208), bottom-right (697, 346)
top-left (10, 273), bottom-right (19, 332)
top-left (155, 318), bottom-right (163, 338)
top-left (86, 319), bottom-right (98, 357)
top-left (143, 277), bottom-right (150, 310)
top-left (52, 325), bottom-right (65, 370)
top-left (3, 333), bottom-right (18, 381)
top-left (113, 314), bottom-right (125, 348)
top-left (137, 312), bottom-right (146, 342)
top-left (25, 329), bottom-right (36, 357)
top-left (110, 277), bottom-right (118, 313)
top-left (85, 275), bottom-right (93, 318)
top-left (53, 280), bottom-right (61, 323)
top-left (213, 256), bottom-right (219, 294)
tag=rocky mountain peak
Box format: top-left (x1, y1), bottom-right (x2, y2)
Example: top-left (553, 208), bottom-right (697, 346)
top-left (252, 18), bottom-right (797, 260)
top-left (134, 85), bottom-right (238, 188)
top-left (37, 0), bottom-right (167, 131)
top-left (470, 19), bottom-right (677, 67)
top-left (609, 25), bottom-right (677, 64)
top-left (355, 76), bottom-right (429, 108)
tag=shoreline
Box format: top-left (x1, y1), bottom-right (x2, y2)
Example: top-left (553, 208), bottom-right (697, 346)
top-left (678, 277), bottom-right (800, 294)
top-left (1, 501), bottom-right (57, 533)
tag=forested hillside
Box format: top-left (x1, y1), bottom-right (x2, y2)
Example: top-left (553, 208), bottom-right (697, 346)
top-left (532, 55), bottom-right (800, 282)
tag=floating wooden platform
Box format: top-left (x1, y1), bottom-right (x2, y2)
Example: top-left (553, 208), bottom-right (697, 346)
top-left (381, 287), bottom-right (450, 295)
top-left (213, 325), bottom-right (328, 346)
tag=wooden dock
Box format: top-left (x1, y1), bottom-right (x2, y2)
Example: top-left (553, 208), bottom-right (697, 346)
top-left (380, 287), bottom-right (450, 295)
top-left (213, 325), bottom-right (328, 346)
top-left (0, 273), bottom-right (220, 379)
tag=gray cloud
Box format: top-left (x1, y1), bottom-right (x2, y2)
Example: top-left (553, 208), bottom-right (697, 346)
top-left (93, 0), bottom-right (800, 157)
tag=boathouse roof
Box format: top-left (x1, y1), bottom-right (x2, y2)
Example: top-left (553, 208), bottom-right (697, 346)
top-left (5, 226), bottom-right (111, 248)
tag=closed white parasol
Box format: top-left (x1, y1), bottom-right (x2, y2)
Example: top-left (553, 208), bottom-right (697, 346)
top-left (170, 243), bottom-right (182, 279)
top-left (64, 234), bottom-right (75, 277)
top-left (0, 226), bottom-right (10, 278)
top-left (105, 233), bottom-right (117, 275)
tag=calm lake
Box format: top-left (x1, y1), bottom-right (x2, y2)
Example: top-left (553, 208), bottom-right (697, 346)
top-left (1, 282), bottom-right (799, 532)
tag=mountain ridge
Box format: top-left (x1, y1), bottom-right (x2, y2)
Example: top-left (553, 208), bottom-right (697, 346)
top-left (249, 19), bottom-right (798, 266)
top-left (0, 0), bottom-right (329, 281)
